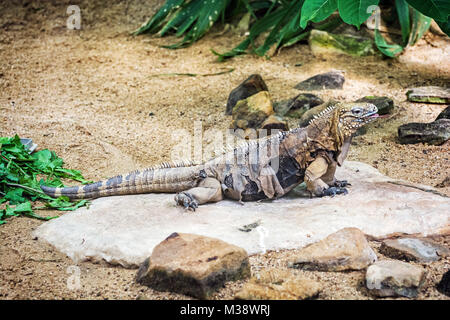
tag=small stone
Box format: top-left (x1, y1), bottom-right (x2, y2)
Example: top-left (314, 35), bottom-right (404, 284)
top-left (226, 74), bottom-right (268, 114)
top-left (274, 94), bottom-right (323, 118)
top-left (260, 114), bottom-right (289, 134)
top-left (298, 100), bottom-right (338, 127)
top-left (309, 29), bottom-right (375, 57)
top-left (398, 119), bottom-right (450, 145)
top-left (406, 86), bottom-right (450, 104)
top-left (437, 270), bottom-right (450, 297)
top-left (435, 176), bottom-right (450, 188)
top-left (231, 91), bottom-right (274, 131)
top-left (380, 238), bottom-right (450, 262)
top-left (435, 105), bottom-right (450, 120)
top-left (294, 70), bottom-right (345, 91)
top-left (366, 260), bottom-right (425, 298)
top-left (290, 227), bottom-right (377, 271)
top-left (136, 232), bottom-right (250, 299)
top-left (355, 96), bottom-right (394, 115)
top-left (235, 269), bottom-right (321, 300)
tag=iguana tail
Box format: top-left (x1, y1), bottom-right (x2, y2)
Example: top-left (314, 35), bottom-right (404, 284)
top-left (41, 163), bottom-right (207, 200)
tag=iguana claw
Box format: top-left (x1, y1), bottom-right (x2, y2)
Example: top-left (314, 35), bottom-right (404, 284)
top-left (322, 186), bottom-right (348, 197)
top-left (334, 180), bottom-right (351, 188)
top-left (174, 192), bottom-right (199, 211)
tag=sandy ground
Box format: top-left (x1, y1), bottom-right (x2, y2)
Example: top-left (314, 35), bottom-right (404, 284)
top-left (0, 0), bottom-right (449, 300)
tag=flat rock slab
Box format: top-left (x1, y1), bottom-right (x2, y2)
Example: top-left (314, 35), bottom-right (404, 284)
top-left (398, 119), bottom-right (450, 145)
top-left (294, 71), bottom-right (345, 91)
top-left (406, 86), bottom-right (450, 104)
top-left (33, 161), bottom-right (450, 268)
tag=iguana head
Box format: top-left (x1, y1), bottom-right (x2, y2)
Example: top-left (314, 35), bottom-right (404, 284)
top-left (336, 102), bottom-right (379, 137)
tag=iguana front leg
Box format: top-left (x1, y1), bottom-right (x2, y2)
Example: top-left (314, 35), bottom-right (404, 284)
top-left (304, 157), bottom-right (348, 197)
top-left (320, 161), bottom-right (351, 188)
top-left (174, 177), bottom-right (223, 210)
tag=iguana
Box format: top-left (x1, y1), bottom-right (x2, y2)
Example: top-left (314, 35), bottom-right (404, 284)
top-left (41, 102), bottom-right (379, 210)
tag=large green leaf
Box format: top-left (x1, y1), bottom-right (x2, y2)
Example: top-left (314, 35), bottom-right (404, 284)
top-left (395, 0), bottom-right (411, 45)
top-left (374, 29), bottom-right (403, 57)
top-left (300, 0), bottom-right (338, 28)
top-left (405, 0), bottom-right (450, 22)
top-left (408, 8), bottom-right (432, 46)
top-left (337, 0), bottom-right (380, 27)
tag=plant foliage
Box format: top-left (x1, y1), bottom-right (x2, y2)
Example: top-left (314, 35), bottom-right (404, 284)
top-left (136, 0), bottom-right (449, 58)
top-left (0, 135), bottom-right (90, 224)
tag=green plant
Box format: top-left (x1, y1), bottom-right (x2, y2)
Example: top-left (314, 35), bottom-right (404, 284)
top-left (0, 135), bottom-right (90, 224)
top-left (134, 0), bottom-right (450, 59)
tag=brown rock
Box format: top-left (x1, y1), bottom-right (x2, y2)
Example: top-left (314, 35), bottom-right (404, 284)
top-left (290, 227), bottom-right (377, 271)
top-left (379, 238), bottom-right (450, 262)
top-left (260, 114), bottom-right (288, 135)
top-left (235, 269), bottom-right (321, 300)
top-left (136, 232), bottom-right (250, 299)
top-left (231, 91), bottom-right (274, 131)
top-left (226, 74), bottom-right (268, 114)
top-left (366, 260), bottom-right (425, 298)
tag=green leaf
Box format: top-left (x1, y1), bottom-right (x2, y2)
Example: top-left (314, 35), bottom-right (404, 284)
top-left (133, 0), bottom-right (186, 35)
top-left (300, 0), bottom-right (338, 28)
top-left (374, 29), bottom-right (404, 57)
top-left (408, 8), bottom-right (432, 46)
top-left (405, 0), bottom-right (450, 22)
top-left (337, 0), bottom-right (380, 27)
top-left (395, 0), bottom-right (411, 45)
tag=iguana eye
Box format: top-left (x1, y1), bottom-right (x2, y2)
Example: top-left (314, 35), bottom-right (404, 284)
top-left (352, 108), bottom-right (362, 115)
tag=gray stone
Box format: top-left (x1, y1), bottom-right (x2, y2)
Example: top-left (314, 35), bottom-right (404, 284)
top-left (366, 260), bottom-right (425, 298)
top-left (274, 94), bottom-right (323, 118)
top-left (226, 74), bottom-right (268, 114)
top-left (398, 119), bottom-right (450, 145)
top-left (290, 227), bottom-right (377, 271)
top-left (380, 238), bottom-right (450, 262)
top-left (230, 91), bottom-right (274, 132)
top-left (406, 86), bottom-right (450, 104)
top-left (294, 71), bottom-right (345, 91)
top-left (355, 96), bottom-right (394, 115)
top-left (437, 270), bottom-right (450, 297)
top-left (435, 106), bottom-right (450, 120)
top-left (33, 161), bottom-right (450, 268)
top-left (309, 29), bottom-right (375, 57)
top-left (136, 233), bottom-right (250, 299)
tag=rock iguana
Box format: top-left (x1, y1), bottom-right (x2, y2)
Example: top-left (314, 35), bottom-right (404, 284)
top-left (41, 102), bottom-right (379, 210)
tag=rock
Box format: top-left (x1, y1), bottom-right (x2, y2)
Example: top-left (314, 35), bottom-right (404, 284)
top-left (398, 119), bottom-right (450, 145)
top-left (298, 100), bottom-right (337, 127)
top-left (226, 74), bottom-right (269, 114)
top-left (274, 94), bottom-right (323, 118)
top-left (230, 91), bottom-right (274, 132)
top-left (32, 161), bottom-right (450, 268)
top-left (435, 176), bottom-right (450, 188)
top-left (380, 238), bottom-right (450, 262)
top-left (136, 232), bottom-right (250, 299)
top-left (294, 70), bottom-right (345, 91)
top-left (406, 86), bottom-right (450, 104)
top-left (366, 260), bottom-right (425, 298)
top-left (290, 227), bottom-right (377, 271)
top-left (435, 105), bottom-right (450, 120)
top-left (260, 114), bottom-right (289, 134)
top-left (309, 29), bottom-right (375, 57)
top-left (235, 269), bottom-right (321, 300)
top-left (437, 270), bottom-right (450, 297)
top-left (355, 96), bottom-right (394, 115)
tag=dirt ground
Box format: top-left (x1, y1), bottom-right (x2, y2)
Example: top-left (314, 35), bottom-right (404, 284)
top-left (0, 0), bottom-right (449, 300)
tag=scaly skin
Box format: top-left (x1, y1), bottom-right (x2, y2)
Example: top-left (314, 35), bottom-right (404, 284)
top-left (41, 102), bottom-right (378, 210)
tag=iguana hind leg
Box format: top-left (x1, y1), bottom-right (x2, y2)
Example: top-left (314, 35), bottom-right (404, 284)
top-left (304, 157), bottom-right (348, 197)
top-left (174, 177), bottom-right (223, 210)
